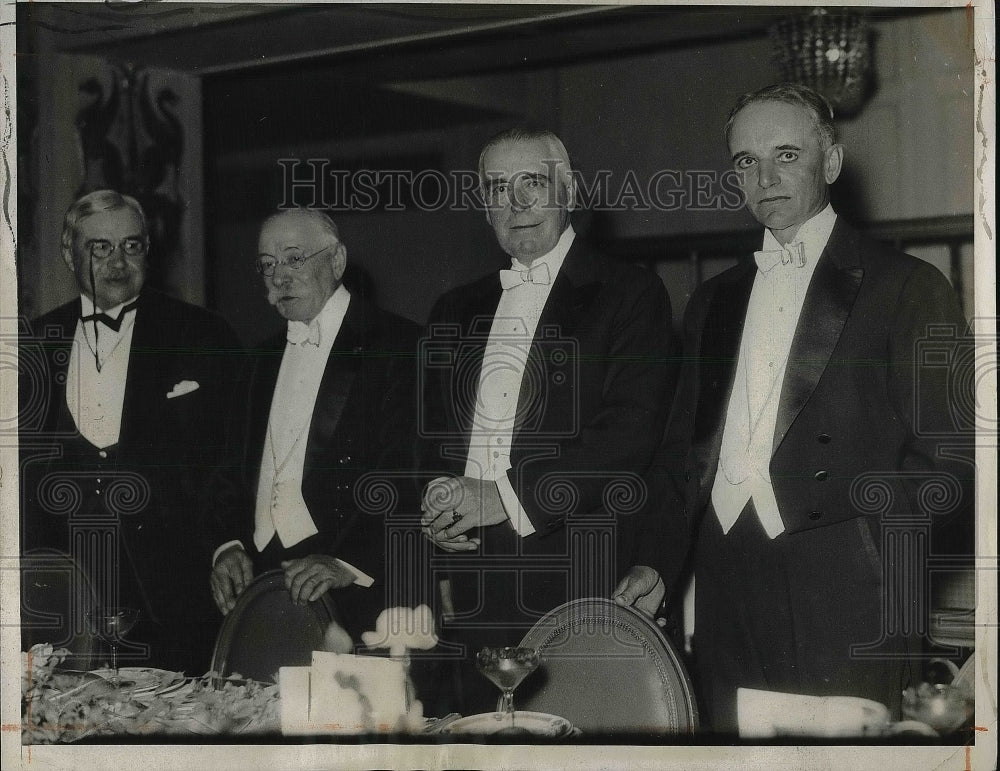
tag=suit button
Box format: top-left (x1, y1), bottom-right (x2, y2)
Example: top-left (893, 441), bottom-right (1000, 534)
top-left (98, 450), bottom-right (108, 459)
top-left (684, 472), bottom-right (691, 482)
top-left (808, 511), bottom-right (822, 521)
top-left (817, 433), bottom-right (832, 444)
top-left (814, 470), bottom-right (828, 481)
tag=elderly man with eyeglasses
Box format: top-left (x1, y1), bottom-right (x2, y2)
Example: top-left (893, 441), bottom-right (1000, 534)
top-left (19, 189), bottom-right (243, 673)
top-left (209, 207), bottom-right (422, 650)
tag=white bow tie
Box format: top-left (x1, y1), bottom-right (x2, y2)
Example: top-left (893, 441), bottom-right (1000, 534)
top-left (499, 262), bottom-right (551, 290)
top-left (754, 241), bottom-right (807, 273)
top-left (287, 320), bottom-right (321, 346)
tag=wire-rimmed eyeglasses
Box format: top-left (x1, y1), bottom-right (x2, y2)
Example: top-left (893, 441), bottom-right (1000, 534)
top-left (87, 237), bottom-right (147, 260)
top-left (255, 245), bottom-right (331, 277)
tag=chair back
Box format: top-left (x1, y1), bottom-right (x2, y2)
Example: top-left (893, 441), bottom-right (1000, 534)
top-left (210, 570), bottom-right (339, 683)
top-left (20, 548), bottom-right (99, 668)
top-left (517, 597), bottom-right (698, 736)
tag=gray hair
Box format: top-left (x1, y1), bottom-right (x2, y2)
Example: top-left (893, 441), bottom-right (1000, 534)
top-left (477, 128), bottom-right (575, 190)
top-left (61, 190), bottom-right (148, 256)
top-left (725, 83), bottom-right (837, 149)
top-left (261, 207), bottom-right (342, 246)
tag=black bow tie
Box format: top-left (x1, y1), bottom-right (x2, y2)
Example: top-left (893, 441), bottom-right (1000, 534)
top-left (81, 300), bottom-right (139, 332)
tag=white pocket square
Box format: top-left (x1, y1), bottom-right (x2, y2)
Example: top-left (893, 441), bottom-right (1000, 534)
top-left (166, 380), bottom-right (200, 399)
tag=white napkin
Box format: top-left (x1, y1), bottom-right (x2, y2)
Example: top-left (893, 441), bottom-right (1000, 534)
top-left (279, 666), bottom-right (312, 735)
top-left (310, 651), bottom-right (407, 733)
top-left (737, 687), bottom-right (890, 738)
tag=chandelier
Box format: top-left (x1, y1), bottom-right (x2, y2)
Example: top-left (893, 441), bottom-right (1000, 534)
top-left (770, 8), bottom-right (873, 116)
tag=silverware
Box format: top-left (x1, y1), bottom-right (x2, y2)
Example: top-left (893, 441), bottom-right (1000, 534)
top-left (423, 712), bottom-right (462, 734)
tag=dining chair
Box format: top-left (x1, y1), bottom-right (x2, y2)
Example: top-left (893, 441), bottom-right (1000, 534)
top-left (517, 597), bottom-right (698, 735)
top-left (20, 548), bottom-right (99, 668)
top-left (210, 570), bottom-right (340, 683)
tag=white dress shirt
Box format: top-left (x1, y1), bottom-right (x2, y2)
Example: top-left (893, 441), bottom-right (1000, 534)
top-left (214, 285), bottom-right (372, 587)
top-left (465, 225), bottom-right (576, 537)
top-left (712, 205), bottom-right (837, 538)
top-left (65, 294), bottom-right (139, 449)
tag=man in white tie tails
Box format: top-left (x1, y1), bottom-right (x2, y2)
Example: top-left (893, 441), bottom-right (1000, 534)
top-left (615, 84), bottom-right (973, 732)
top-left (209, 208), bottom-right (420, 647)
top-left (19, 189), bottom-right (242, 672)
top-left (420, 129), bottom-right (674, 712)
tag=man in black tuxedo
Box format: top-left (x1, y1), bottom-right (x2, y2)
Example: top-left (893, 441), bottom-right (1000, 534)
top-left (615, 84), bottom-right (974, 732)
top-left (209, 209), bottom-right (420, 646)
top-left (19, 190), bottom-right (242, 673)
top-left (420, 129), bottom-right (674, 712)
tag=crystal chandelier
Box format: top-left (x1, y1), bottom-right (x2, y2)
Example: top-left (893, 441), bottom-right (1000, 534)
top-left (770, 8), bottom-right (872, 116)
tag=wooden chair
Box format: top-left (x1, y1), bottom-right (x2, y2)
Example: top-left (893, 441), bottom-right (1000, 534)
top-left (517, 597), bottom-right (698, 736)
top-left (210, 570), bottom-right (339, 683)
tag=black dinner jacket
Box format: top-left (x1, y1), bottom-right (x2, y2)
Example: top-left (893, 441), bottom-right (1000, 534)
top-left (639, 218), bottom-right (974, 594)
top-left (218, 294), bottom-right (421, 627)
top-left (19, 288), bottom-right (244, 630)
top-left (423, 236), bottom-right (674, 576)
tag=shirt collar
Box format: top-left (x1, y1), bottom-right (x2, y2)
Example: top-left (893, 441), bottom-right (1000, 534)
top-left (286, 283), bottom-right (351, 344)
top-left (80, 293), bottom-right (140, 318)
top-left (510, 225), bottom-right (576, 279)
top-left (761, 204), bottom-right (837, 257)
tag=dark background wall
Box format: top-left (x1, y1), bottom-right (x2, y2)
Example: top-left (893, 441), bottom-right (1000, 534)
top-left (15, 5), bottom-right (975, 344)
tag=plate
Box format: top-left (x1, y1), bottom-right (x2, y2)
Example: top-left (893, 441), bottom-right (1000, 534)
top-left (47, 669), bottom-right (114, 700)
top-left (89, 667), bottom-right (180, 695)
top-left (443, 711), bottom-right (574, 737)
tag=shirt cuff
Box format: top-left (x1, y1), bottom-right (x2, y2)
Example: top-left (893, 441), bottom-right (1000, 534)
top-left (496, 472), bottom-right (536, 537)
top-left (336, 558), bottom-right (375, 588)
top-left (213, 540), bottom-right (245, 566)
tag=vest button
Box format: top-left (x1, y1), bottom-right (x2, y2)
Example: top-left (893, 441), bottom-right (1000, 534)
top-left (808, 511), bottom-right (822, 520)
top-left (814, 470), bottom-right (829, 481)
top-left (817, 433), bottom-right (832, 444)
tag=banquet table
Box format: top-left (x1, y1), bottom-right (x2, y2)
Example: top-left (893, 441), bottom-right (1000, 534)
top-left (20, 644), bottom-right (525, 743)
top-left (22, 635), bottom-right (970, 743)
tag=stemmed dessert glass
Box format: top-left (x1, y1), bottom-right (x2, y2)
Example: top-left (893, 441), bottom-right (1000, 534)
top-left (476, 646), bottom-right (541, 724)
top-left (86, 606), bottom-right (140, 687)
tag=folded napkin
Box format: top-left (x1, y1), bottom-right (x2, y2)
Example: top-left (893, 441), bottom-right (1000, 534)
top-left (279, 652), bottom-right (408, 735)
top-left (737, 688), bottom-right (891, 738)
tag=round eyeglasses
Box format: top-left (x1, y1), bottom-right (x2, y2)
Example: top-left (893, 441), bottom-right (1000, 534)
top-left (255, 245), bottom-right (331, 277)
top-left (87, 238), bottom-right (147, 260)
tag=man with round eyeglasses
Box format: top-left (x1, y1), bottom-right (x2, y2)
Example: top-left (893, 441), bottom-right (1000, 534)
top-left (209, 207), bottom-right (422, 649)
top-left (19, 189), bottom-right (243, 673)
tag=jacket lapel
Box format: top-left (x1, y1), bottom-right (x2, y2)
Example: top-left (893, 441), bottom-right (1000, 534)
top-left (690, 261), bottom-right (756, 497)
top-left (39, 299), bottom-right (84, 436)
top-left (771, 220), bottom-right (864, 454)
top-left (118, 290), bottom-right (164, 451)
top-left (245, 334), bottom-right (286, 482)
top-left (513, 240), bottom-right (601, 439)
top-left (303, 297), bottom-right (364, 470)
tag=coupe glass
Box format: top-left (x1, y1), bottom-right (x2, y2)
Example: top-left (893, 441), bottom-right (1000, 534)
top-left (86, 607), bottom-right (140, 687)
top-left (476, 646), bottom-right (540, 723)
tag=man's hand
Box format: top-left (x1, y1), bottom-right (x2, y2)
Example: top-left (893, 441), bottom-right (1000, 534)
top-left (613, 565), bottom-right (665, 618)
top-left (420, 476), bottom-right (507, 550)
top-left (210, 546), bottom-right (254, 615)
top-left (281, 555), bottom-right (356, 605)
